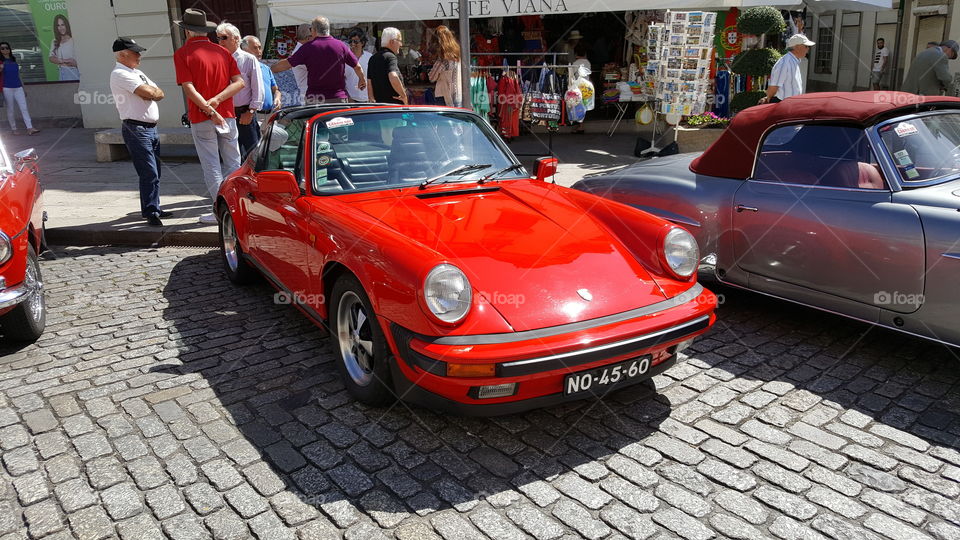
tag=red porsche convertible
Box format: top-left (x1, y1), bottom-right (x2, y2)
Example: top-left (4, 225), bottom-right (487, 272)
top-left (0, 139), bottom-right (46, 342)
top-left (217, 104), bottom-right (716, 415)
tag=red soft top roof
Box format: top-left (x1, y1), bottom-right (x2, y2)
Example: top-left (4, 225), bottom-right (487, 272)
top-left (690, 91), bottom-right (960, 179)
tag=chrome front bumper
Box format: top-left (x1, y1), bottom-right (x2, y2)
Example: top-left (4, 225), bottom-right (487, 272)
top-left (0, 276), bottom-right (38, 310)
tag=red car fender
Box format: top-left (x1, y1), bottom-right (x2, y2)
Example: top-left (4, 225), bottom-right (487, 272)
top-left (559, 187), bottom-right (696, 295)
top-left (301, 198), bottom-right (515, 337)
top-left (217, 177), bottom-right (249, 243)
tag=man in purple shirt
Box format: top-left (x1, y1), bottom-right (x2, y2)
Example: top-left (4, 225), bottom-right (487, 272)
top-left (272, 16), bottom-right (365, 104)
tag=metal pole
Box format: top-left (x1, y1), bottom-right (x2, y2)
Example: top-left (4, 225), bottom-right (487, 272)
top-left (890, 0), bottom-right (905, 90)
top-left (459, 0), bottom-right (472, 109)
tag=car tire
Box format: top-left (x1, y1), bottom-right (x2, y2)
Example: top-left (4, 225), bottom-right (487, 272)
top-left (1, 249), bottom-right (46, 342)
top-left (218, 206), bottom-right (257, 285)
top-left (330, 274), bottom-right (396, 406)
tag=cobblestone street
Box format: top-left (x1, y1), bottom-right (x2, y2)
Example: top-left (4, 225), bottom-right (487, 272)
top-left (1, 246), bottom-right (959, 540)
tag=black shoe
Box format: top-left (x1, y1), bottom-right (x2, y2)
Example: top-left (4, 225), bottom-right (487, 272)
top-left (157, 211), bottom-right (174, 218)
top-left (145, 213), bottom-right (164, 227)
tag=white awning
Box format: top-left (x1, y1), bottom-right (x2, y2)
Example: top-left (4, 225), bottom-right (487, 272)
top-left (268, 0), bottom-right (892, 26)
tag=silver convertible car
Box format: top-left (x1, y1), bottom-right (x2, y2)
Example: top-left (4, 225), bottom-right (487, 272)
top-left (574, 92), bottom-right (960, 348)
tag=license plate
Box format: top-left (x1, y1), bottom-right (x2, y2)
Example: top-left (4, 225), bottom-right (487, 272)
top-left (564, 355), bottom-right (653, 396)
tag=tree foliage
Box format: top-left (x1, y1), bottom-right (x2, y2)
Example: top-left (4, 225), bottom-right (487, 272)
top-left (731, 48), bottom-right (782, 76)
top-left (737, 6), bottom-right (786, 37)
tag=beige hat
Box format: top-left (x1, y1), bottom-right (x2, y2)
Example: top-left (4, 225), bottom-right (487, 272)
top-left (567, 30), bottom-right (583, 41)
top-left (786, 34), bottom-right (815, 48)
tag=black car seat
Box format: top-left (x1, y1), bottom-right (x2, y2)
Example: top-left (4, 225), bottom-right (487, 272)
top-left (388, 126), bottom-right (435, 183)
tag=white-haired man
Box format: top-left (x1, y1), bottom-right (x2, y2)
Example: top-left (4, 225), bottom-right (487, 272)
top-left (290, 23), bottom-right (311, 105)
top-left (217, 22), bottom-right (263, 157)
top-left (367, 27), bottom-right (407, 104)
top-left (241, 35), bottom-right (281, 119)
top-left (272, 16), bottom-right (363, 104)
top-left (760, 34), bottom-right (814, 104)
top-left (109, 37), bottom-right (168, 227)
top-left (173, 8), bottom-right (244, 225)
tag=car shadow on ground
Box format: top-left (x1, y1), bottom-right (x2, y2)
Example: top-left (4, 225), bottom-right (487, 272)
top-left (141, 248), bottom-right (960, 526)
top-left (150, 249), bottom-right (671, 522)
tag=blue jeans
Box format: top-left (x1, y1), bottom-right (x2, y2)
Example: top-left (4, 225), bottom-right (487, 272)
top-left (121, 121), bottom-right (161, 216)
top-left (235, 107), bottom-right (261, 158)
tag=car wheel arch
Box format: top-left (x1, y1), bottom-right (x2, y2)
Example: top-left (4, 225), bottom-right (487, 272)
top-left (320, 261), bottom-right (381, 321)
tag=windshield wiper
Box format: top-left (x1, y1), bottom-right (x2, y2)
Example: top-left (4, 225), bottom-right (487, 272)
top-left (419, 163), bottom-right (492, 189)
top-left (479, 164), bottom-right (526, 184)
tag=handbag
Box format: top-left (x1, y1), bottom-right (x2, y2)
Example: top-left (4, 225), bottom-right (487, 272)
top-left (527, 67), bottom-right (561, 122)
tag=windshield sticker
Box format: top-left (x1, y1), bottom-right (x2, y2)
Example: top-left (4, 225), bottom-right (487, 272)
top-left (894, 123), bottom-right (918, 137)
top-left (325, 117), bottom-right (354, 129)
top-left (904, 166), bottom-right (920, 179)
top-left (893, 149), bottom-right (913, 166)
top-left (317, 155), bottom-right (331, 167)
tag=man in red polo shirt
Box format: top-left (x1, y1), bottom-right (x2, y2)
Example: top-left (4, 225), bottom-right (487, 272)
top-left (173, 8), bottom-right (245, 224)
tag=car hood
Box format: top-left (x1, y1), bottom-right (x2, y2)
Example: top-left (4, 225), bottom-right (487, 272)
top-left (346, 182), bottom-right (668, 332)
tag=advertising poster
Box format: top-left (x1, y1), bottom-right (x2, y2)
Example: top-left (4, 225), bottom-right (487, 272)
top-left (28, 0), bottom-right (79, 81)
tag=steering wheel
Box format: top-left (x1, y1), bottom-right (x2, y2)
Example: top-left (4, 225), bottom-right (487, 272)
top-left (927, 143), bottom-right (960, 179)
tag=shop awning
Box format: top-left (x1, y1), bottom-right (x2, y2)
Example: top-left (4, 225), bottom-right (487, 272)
top-left (267, 0), bottom-right (891, 26)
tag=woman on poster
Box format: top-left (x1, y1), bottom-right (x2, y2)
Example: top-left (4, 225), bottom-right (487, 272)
top-left (49, 14), bottom-right (80, 81)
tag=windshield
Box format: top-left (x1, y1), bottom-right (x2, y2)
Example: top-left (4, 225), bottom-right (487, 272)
top-left (310, 111), bottom-right (522, 194)
top-left (878, 112), bottom-right (960, 185)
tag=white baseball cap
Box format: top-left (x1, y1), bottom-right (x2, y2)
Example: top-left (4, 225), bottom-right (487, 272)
top-left (787, 34), bottom-right (815, 48)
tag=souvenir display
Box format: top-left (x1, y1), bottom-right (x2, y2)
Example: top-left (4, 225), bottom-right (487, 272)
top-left (648, 11), bottom-right (716, 117)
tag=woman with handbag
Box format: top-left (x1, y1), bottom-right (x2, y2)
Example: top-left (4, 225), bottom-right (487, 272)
top-left (0, 42), bottom-right (39, 135)
top-left (428, 26), bottom-right (462, 107)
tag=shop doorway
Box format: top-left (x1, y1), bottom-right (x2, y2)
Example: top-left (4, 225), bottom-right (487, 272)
top-left (914, 15), bottom-right (946, 56)
top-left (836, 25), bottom-right (860, 91)
top-left (179, 0), bottom-right (257, 37)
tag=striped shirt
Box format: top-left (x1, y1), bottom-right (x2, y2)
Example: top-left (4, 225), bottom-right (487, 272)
top-left (769, 52), bottom-right (803, 100)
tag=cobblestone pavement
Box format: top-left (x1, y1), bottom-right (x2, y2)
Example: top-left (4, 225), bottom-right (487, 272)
top-left (2, 246), bottom-right (960, 540)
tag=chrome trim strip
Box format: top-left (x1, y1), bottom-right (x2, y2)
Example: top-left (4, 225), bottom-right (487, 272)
top-left (428, 283), bottom-right (705, 346)
top-left (746, 179), bottom-right (887, 193)
top-left (942, 253), bottom-right (960, 260)
top-left (500, 315), bottom-right (711, 373)
top-left (0, 275), bottom-right (38, 310)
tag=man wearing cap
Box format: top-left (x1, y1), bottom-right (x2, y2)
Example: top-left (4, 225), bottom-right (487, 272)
top-left (173, 8), bottom-right (245, 225)
top-left (902, 40), bottom-right (958, 96)
top-left (760, 34), bottom-right (814, 104)
top-left (109, 38), bottom-right (169, 227)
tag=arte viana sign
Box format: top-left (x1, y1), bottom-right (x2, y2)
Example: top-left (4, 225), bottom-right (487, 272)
top-left (433, 0), bottom-right (570, 18)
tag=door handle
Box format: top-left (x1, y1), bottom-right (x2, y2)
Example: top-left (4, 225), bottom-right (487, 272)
top-left (735, 205), bottom-right (758, 213)
top-left (245, 192), bottom-right (256, 202)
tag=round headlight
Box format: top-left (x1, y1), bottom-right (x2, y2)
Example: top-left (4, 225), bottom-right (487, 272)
top-left (663, 227), bottom-right (699, 278)
top-left (423, 264), bottom-right (472, 323)
top-left (0, 231), bottom-right (11, 265)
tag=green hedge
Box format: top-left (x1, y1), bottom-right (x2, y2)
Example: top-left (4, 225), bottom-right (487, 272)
top-left (737, 6), bottom-right (786, 36)
top-left (731, 48), bottom-right (782, 76)
top-left (731, 91), bottom-right (767, 112)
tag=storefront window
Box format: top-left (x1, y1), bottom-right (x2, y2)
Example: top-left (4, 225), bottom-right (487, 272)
top-left (0, 0), bottom-right (79, 83)
top-left (815, 26), bottom-right (834, 74)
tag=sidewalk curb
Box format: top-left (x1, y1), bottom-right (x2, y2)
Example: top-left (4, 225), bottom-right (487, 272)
top-left (46, 227), bottom-right (219, 248)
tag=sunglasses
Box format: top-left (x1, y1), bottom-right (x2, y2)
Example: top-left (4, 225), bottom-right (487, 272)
top-left (217, 35), bottom-right (231, 41)
top-left (349, 39), bottom-right (362, 44)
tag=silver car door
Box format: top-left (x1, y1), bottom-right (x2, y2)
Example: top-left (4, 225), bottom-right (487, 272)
top-left (731, 123), bottom-right (925, 314)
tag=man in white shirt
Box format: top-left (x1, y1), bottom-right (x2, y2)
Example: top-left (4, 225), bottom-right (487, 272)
top-left (290, 23), bottom-right (311, 106)
top-left (871, 38), bottom-right (889, 90)
top-left (344, 28), bottom-right (372, 102)
top-left (216, 22), bottom-right (264, 157)
top-left (108, 37), bottom-right (168, 227)
top-left (760, 34), bottom-right (814, 104)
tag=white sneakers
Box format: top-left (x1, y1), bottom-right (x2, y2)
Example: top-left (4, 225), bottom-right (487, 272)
top-left (198, 213), bottom-right (218, 225)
